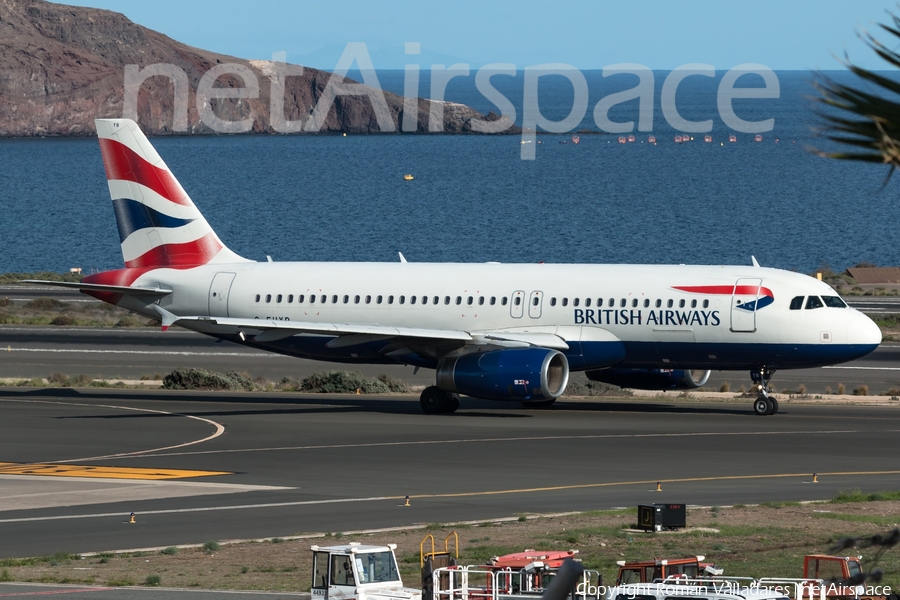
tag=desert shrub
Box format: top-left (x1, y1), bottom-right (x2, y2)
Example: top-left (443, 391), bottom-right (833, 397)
top-left (299, 371), bottom-right (391, 394)
top-left (0, 298), bottom-right (13, 307)
top-left (719, 382), bottom-right (730, 392)
top-left (159, 547), bottom-right (178, 556)
top-left (202, 540), bottom-right (220, 553)
top-left (162, 368), bottom-right (256, 391)
top-left (50, 315), bottom-right (76, 326)
top-left (853, 384), bottom-right (869, 396)
top-left (47, 373), bottom-right (70, 386)
top-left (115, 316), bottom-right (144, 327)
top-left (378, 374), bottom-right (409, 393)
top-left (26, 297), bottom-right (67, 310)
top-left (563, 381), bottom-right (633, 397)
top-left (145, 575), bottom-right (161, 586)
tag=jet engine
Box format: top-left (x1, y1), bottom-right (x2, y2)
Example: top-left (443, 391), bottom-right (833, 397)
top-left (437, 347), bottom-right (569, 401)
top-left (585, 368), bottom-right (711, 390)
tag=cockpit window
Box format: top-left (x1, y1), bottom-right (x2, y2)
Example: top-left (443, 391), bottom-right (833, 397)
top-left (806, 296), bottom-right (824, 310)
top-left (822, 296), bottom-right (847, 308)
top-left (790, 296), bottom-right (804, 310)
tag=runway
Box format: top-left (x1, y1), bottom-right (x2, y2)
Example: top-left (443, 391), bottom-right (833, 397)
top-left (1, 388), bottom-right (899, 559)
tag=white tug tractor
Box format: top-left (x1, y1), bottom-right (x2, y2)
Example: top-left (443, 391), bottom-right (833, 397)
top-left (311, 543), bottom-right (422, 600)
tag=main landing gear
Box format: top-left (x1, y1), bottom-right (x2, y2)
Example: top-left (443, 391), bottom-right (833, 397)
top-left (419, 386), bottom-right (460, 415)
top-left (750, 366), bottom-right (779, 415)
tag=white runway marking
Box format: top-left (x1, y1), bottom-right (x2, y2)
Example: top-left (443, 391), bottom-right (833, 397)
top-left (0, 399), bottom-right (226, 463)
top-left (114, 428), bottom-right (889, 460)
top-left (823, 365), bottom-right (900, 371)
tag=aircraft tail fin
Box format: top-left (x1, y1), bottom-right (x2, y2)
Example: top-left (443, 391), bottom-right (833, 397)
top-left (94, 119), bottom-right (250, 269)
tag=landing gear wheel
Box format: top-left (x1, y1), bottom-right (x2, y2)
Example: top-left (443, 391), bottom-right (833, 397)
top-left (767, 397), bottom-right (779, 415)
top-left (753, 397), bottom-right (771, 416)
top-left (420, 386), bottom-right (450, 414)
top-left (520, 399), bottom-right (557, 409)
top-left (448, 395), bottom-right (460, 413)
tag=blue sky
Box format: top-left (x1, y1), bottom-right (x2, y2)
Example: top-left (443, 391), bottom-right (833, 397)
top-left (64, 0), bottom-right (896, 70)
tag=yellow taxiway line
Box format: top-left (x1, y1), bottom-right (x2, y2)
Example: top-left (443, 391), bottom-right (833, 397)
top-left (0, 462), bottom-right (231, 480)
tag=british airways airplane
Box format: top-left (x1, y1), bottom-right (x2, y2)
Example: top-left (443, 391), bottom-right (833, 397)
top-left (28, 119), bottom-right (881, 415)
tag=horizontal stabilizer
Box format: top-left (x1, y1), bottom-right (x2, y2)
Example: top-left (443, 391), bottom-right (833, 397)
top-left (21, 280), bottom-right (172, 298)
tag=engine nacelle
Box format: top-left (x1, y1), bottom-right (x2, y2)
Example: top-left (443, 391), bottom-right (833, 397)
top-left (437, 348), bottom-right (570, 401)
top-left (585, 368), bottom-right (711, 390)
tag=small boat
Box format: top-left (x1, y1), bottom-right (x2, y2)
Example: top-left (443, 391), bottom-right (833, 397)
top-left (704, 135), bottom-right (712, 143)
top-left (754, 134), bottom-right (763, 142)
top-left (729, 134), bottom-right (737, 143)
top-left (618, 136), bottom-right (626, 144)
top-left (403, 174), bottom-right (414, 181)
top-left (627, 135), bottom-right (635, 143)
top-left (648, 135), bottom-right (656, 144)
top-left (674, 135), bottom-right (683, 143)
top-left (571, 135), bottom-right (580, 144)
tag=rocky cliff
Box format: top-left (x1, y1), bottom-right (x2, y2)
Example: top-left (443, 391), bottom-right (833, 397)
top-left (0, 0), bottom-right (513, 136)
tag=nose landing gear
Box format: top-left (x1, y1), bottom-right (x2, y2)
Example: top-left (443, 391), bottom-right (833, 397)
top-left (750, 367), bottom-right (779, 415)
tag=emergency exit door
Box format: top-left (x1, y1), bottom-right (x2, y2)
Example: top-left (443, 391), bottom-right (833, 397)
top-left (208, 272), bottom-right (236, 317)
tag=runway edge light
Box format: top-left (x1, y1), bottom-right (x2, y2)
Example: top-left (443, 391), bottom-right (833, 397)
top-left (404, 495), bottom-right (410, 507)
top-left (129, 512), bottom-right (136, 524)
top-left (813, 472), bottom-right (818, 483)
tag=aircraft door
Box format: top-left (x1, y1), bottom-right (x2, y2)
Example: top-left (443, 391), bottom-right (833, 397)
top-left (528, 291), bottom-right (544, 318)
top-left (510, 290), bottom-right (525, 318)
top-left (209, 272), bottom-right (236, 317)
top-left (730, 277), bottom-right (762, 333)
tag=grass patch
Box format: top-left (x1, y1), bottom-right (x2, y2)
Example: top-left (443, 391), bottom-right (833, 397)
top-left (164, 369), bottom-right (257, 392)
top-left (160, 547), bottom-right (178, 556)
top-left (145, 574), bottom-right (161, 586)
top-left (831, 489), bottom-right (900, 503)
top-left (813, 513), bottom-right (900, 525)
top-left (106, 576), bottom-right (136, 586)
top-left (202, 541), bottom-right (220, 553)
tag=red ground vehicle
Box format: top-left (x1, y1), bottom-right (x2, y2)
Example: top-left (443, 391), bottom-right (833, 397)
top-left (615, 556), bottom-right (717, 585)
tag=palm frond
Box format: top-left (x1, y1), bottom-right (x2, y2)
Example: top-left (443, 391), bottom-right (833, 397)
top-left (813, 9), bottom-right (900, 181)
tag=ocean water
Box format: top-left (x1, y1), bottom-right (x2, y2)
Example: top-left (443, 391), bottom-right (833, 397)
top-left (0, 71), bottom-right (897, 274)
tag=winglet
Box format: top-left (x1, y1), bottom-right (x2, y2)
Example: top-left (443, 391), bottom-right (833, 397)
top-left (398, 252), bottom-right (407, 263)
top-left (153, 306), bottom-right (180, 332)
top-left (751, 256), bottom-right (760, 267)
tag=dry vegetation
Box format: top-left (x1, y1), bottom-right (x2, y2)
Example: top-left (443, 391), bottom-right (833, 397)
top-left (2, 495), bottom-right (900, 593)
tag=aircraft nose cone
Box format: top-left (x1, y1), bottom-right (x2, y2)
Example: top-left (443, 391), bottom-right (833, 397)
top-left (847, 313), bottom-right (882, 347)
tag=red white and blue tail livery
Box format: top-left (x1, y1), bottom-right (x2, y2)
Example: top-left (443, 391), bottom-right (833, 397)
top-left (24, 119), bottom-right (882, 415)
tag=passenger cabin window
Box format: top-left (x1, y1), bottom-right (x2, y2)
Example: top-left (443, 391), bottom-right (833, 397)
top-left (399, 296), bottom-right (406, 304)
top-left (377, 295), bottom-right (383, 304)
top-left (354, 295), bottom-right (360, 304)
top-left (434, 296), bottom-right (440, 305)
top-left (514, 296), bottom-right (522, 306)
top-left (332, 295), bottom-right (338, 303)
top-left (533, 297), bottom-right (540, 306)
top-left (478, 296), bottom-right (484, 305)
top-left (562, 298), bottom-right (568, 307)
top-left (632, 299), bottom-right (638, 308)
top-left (288, 294), bottom-right (294, 303)
top-left (265, 294), bottom-right (272, 303)
top-left (343, 295), bottom-right (349, 304)
top-left (502, 297), bottom-right (508, 306)
top-left (276, 294), bottom-right (282, 303)
top-left (822, 296), bottom-right (847, 308)
top-left (410, 296), bottom-right (416, 304)
top-left (467, 296), bottom-right (473, 305)
top-left (679, 299), bottom-right (685, 308)
top-left (456, 296), bottom-right (462, 305)
top-left (608, 298), bottom-right (615, 307)
top-left (490, 297), bottom-right (496, 305)
top-left (702, 299), bottom-right (709, 308)
top-left (298, 294), bottom-right (305, 303)
top-left (655, 299), bottom-right (661, 308)
top-left (550, 298), bottom-right (557, 307)
top-left (690, 299), bottom-right (697, 308)
top-left (790, 296), bottom-right (804, 310)
top-left (365, 295), bottom-right (372, 304)
top-left (643, 299), bottom-right (649, 308)
top-left (320, 294), bottom-right (326, 303)
top-left (585, 298), bottom-right (592, 307)
top-left (806, 296), bottom-right (824, 310)
top-left (255, 294), bottom-right (260, 302)
top-left (444, 296), bottom-right (450, 305)
top-left (573, 298), bottom-right (579, 307)
top-left (620, 298), bottom-right (626, 308)
top-left (310, 295), bottom-right (315, 304)
top-left (667, 299), bottom-right (673, 308)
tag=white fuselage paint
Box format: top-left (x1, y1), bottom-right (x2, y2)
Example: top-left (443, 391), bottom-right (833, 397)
top-left (118, 261), bottom-right (881, 373)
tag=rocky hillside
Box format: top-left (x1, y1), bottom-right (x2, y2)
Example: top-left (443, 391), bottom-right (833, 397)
top-left (0, 0), bottom-right (511, 136)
